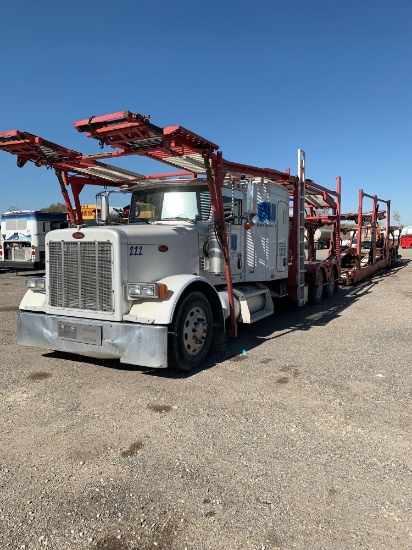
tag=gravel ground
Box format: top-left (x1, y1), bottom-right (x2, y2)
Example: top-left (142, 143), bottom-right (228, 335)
top-left (0, 252), bottom-right (411, 550)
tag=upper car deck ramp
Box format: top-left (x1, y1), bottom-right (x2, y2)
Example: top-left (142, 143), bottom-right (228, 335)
top-left (0, 129), bottom-right (145, 186)
top-left (74, 110), bottom-right (220, 175)
top-left (74, 110), bottom-right (338, 210)
top-left (0, 109), bottom-right (339, 210)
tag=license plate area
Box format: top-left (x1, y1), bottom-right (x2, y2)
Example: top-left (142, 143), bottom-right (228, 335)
top-left (58, 321), bottom-right (102, 345)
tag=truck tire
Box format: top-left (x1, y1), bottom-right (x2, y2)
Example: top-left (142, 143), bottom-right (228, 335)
top-left (309, 269), bottom-right (324, 305)
top-left (324, 266), bottom-right (337, 298)
top-left (168, 291), bottom-right (213, 372)
top-left (389, 250), bottom-right (397, 269)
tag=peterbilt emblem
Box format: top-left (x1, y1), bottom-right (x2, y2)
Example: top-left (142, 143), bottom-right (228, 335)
top-left (72, 232), bottom-right (85, 239)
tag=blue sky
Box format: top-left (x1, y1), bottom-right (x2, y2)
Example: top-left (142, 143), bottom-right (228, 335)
top-left (0, 0), bottom-right (411, 224)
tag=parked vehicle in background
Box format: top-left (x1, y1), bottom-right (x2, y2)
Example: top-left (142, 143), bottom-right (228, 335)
top-left (400, 225), bottom-right (412, 248)
top-left (70, 204), bottom-right (100, 226)
top-left (314, 228), bottom-right (331, 249)
top-left (0, 210), bottom-right (68, 269)
top-left (70, 204), bottom-right (128, 225)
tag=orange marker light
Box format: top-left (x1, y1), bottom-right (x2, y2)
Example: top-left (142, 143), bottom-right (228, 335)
top-left (157, 283), bottom-right (168, 299)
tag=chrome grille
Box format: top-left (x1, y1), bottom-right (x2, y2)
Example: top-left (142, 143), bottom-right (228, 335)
top-left (49, 241), bottom-right (113, 312)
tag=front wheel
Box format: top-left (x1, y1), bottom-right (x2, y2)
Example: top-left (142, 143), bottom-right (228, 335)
top-left (168, 291), bottom-right (213, 372)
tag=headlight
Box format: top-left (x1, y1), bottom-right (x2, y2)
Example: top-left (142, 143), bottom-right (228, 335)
top-left (127, 282), bottom-right (168, 299)
top-left (26, 277), bottom-right (46, 291)
top-left (128, 284), bottom-right (141, 297)
top-left (141, 285), bottom-right (156, 297)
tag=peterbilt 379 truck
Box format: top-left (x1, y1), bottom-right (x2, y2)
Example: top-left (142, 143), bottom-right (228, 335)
top-left (0, 110), bottom-right (347, 370)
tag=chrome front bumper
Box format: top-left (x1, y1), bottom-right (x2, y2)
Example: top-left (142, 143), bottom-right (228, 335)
top-left (17, 310), bottom-right (168, 368)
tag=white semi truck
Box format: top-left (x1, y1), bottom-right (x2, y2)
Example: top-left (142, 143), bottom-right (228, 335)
top-left (0, 110), bottom-right (342, 371)
top-left (18, 177), bottom-right (291, 370)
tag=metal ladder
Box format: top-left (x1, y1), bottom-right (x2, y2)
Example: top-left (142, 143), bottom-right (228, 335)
top-left (297, 149), bottom-right (306, 306)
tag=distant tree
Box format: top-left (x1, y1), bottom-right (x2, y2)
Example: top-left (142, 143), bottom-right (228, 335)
top-left (393, 210), bottom-right (401, 225)
top-left (41, 202), bottom-right (67, 213)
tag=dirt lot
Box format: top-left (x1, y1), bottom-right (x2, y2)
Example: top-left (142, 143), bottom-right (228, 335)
top-left (0, 252), bottom-right (411, 550)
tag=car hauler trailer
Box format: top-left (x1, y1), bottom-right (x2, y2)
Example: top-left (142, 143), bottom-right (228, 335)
top-left (338, 191), bottom-right (399, 285)
top-left (0, 109), bottom-right (380, 371)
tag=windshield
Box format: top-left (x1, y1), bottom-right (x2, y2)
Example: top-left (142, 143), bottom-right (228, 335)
top-left (129, 185), bottom-right (212, 223)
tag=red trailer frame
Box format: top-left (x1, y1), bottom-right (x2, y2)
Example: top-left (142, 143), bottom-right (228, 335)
top-left (0, 110), bottom-right (343, 337)
top-left (339, 190), bottom-right (399, 285)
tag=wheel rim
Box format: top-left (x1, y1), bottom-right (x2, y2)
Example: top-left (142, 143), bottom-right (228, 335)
top-left (183, 306), bottom-right (209, 356)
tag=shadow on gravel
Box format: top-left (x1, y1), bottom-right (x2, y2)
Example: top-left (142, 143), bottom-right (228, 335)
top-left (42, 259), bottom-right (410, 378)
top-left (43, 350), bottom-right (195, 380)
top-left (0, 269), bottom-right (45, 277)
top-left (0, 305), bottom-right (19, 312)
top-left (226, 258), bottom-right (410, 357)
